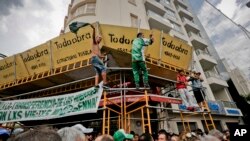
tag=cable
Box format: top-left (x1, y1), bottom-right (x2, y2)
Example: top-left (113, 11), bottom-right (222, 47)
top-left (204, 0), bottom-right (250, 39)
top-left (0, 53), bottom-right (7, 58)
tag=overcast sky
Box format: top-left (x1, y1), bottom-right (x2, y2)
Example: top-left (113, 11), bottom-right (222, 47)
top-left (0, 0), bottom-right (70, 56)
top-left (189, 0), bottom-right (250, 78)
top-left (0, 0), bottom-right (249, 77)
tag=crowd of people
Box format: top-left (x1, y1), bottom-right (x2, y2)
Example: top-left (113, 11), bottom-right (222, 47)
top-left (0, 124), bottom-right (231, 141)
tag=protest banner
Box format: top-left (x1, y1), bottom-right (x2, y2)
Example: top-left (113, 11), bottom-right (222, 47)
top-left (0, 83), bottom-right (103, 123)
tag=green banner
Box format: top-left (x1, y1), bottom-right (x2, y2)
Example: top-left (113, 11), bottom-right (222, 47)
top-left (0, 83), bottom-right (103, 123)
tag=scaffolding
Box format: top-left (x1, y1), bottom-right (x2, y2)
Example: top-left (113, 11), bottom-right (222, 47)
top-left (0, 67), bottom-right (216, 134)
top-left (100, 68), bottom-right (216, 134)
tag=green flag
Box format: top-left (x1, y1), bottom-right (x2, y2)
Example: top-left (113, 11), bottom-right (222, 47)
top-left (69, 22), bottom-right (90, 34)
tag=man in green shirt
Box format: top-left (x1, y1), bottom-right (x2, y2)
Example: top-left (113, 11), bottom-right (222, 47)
top-left (132, 32), bottom-right (154, 89)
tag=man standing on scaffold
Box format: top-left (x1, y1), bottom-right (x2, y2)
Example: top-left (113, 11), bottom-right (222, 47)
top-left (189, 71), bottom-right (206, 111)
top-left (132, 32), bottom-right (154, 89)
top-left (176, 69), bottom-right (195, 111)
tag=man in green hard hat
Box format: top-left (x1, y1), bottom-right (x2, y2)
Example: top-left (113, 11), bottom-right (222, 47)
top-left (131, 32), bottom-right (154, 89)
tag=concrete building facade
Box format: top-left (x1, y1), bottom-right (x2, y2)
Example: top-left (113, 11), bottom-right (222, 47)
top-left (62, 0), bottom-right (242, 134)
top-left (222, 59), bottom-right (250, 96)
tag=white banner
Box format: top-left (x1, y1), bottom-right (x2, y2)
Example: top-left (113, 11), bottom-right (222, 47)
top-left (0, 83), bottom-right (103, 123)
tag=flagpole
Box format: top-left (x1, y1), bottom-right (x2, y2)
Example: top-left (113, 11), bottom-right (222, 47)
top-left (96, 21), bottom-right (100, 35)
top-left (137, 19), bottom-right (141, 33)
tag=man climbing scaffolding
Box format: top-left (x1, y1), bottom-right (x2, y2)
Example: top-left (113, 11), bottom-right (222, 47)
top-left (131, 32), bottom-right (154, 89)
top-left (89, 25), bottom-right (108, 88)
top-left (69, 22), bottom-right (108, 88)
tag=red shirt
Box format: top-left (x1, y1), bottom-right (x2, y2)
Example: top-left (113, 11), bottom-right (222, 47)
top-left (176, 74), bottom-right (187, 89)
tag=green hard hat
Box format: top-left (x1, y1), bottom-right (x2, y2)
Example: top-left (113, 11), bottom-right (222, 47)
top-left (113, 129), bottom-right (134, 141)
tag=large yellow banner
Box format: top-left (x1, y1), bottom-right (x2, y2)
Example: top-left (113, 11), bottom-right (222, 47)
top-left (50, 26), bottom-right (93, 68)
top-left (100, 25), bottom-right (161, 60)
top-left (0, 54), bottom-right (32, 84)
top-left (0, 24), bottom-right (193, 85)
top-left (19, 43), bottom-right (51, 75)
top-left (0, 56), bottom-right (15, 84)
top-left (100, 24), bottom-right (192, 69)
top-left (15, 55), bottom-right (29, 80)
top-left (161, 33), bottom-right (192, 69)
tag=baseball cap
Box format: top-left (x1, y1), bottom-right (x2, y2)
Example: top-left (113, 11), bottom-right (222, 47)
top-left (12, 128), bottom-right (24, 135)
top-left (72, 124), bottom-right (93, 134)
top-left (113, 129), bottom-right (134, 141)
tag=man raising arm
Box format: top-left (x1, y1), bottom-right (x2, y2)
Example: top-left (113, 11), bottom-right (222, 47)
top-left (90, 25), bottom-right (108, 88)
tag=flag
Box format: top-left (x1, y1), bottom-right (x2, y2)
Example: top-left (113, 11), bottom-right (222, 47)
top-left (69, 22), bottom-right (90, 34)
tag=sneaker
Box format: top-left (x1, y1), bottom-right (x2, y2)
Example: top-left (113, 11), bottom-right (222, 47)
top-left (187, 107), bottom-right (195, 112)
top-left (103, 84), bottom-right (110, 89)
top-left (199, 107), bottom-right (204, 112)
top-left (144, 83), bottom-right (150, 89)
top-left (103, 58), bottom-right (109, 63)
top-left (168, 94), bottom-right (173, 97)
top-left (135, 84), bottom-right (140, 89)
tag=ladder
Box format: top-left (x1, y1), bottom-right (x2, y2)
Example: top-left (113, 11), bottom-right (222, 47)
top-left (202, 101), bottom-right (216, 131)
top-left (180, 89), bottom-right (216, 132)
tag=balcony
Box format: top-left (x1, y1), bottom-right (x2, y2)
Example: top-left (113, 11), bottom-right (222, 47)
top-left (145, 0), bottom-right (166, 16)
top-left (177, 6), bottom-right (193, 20)
top-left (196, 49), bottom-right (217, 71)
top-left (176, 99), bottom-right (242, 116)
top-left (147, 10), bottom-right (172, 33)
top-left (221, 101), bottom-right (243, 116)
top-left (188, 32), bottom-right (208, 50)
top-left (170, 30), bottom-right (188, 43)
top-left (182, 18), bottom-right (200, 33)
top-left (174, 0), bottom-right (188, 9)
top-left (205, 71), bottom-right (228, 91)
top-left (207, 100), bottom-right (242, 116)
top-left (207, 100), bottom-right (225, 115)
top-left (71, 0), bottom-right (96, 12)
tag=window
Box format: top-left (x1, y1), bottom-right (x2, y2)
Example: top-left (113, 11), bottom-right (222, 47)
top-left (130, 14), bottom-right (138, 27)
top-left (72, 3), bottom-right (96, 17)
top-left (128, 0), bottom-right (136, 5)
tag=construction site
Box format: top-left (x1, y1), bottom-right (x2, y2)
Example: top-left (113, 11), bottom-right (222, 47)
top-left (0, 23), bottom-right (220, 135)
top-left (0, 0), bottom-right (243, 136)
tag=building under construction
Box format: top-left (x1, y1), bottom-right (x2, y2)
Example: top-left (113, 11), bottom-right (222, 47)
top-left (0, 0), bottom-right (243, 135)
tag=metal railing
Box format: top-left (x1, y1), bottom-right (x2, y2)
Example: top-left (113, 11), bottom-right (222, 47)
top-left (188, 32), bottom-right (202, 38)
top-left (221, 100), bottom-right (237, 108)
top-left (204, 71), bottom-right (223, 80)
top-left (195, 49), bottom-right (211, 56)
top-left (176, 5), bottom-right (192, 16)
top-left (206, 100), bottom-right (238, 115)
top-left (182, 17), bottom-right (194, 23)
top-left (0, 53), bottom-right (7, 59)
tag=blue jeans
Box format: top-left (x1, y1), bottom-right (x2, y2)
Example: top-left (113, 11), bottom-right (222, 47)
top-left (91, 56), bottom-right (106, 75)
